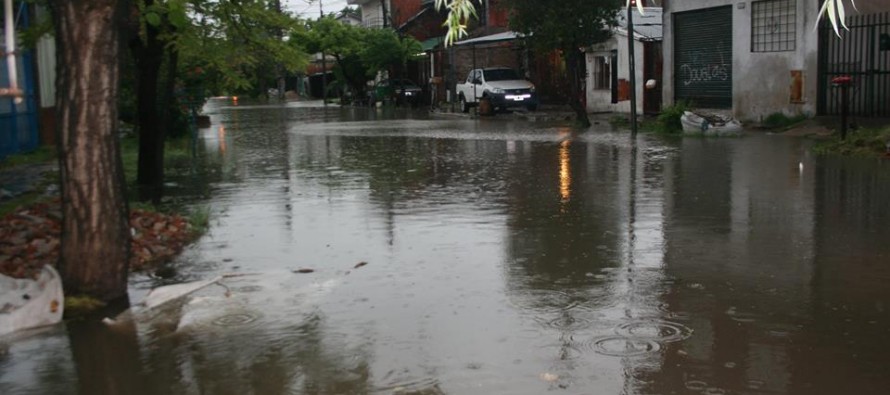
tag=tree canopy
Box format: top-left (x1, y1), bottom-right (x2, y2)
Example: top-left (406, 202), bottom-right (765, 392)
top-left (507, 0), bottom-right (620, 53)
top-left (294, 17), bottom-right (422, 99)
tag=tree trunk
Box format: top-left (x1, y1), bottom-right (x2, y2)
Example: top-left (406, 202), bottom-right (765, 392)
top-left (158, 45), bottom-right (178, 143)
top-left (564, 48), bottom-right (590, 127)
top-left (50, 0), bottom-right (131, 301)
top-left (131, 1), bottom-right (166, 200)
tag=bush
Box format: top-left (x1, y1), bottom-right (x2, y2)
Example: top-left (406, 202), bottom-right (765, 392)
top-left (812, 126), bottom-right (890, 157)
top-left (655, 101), bottom-right (690, 134)
top-left (763, 112), bottom-right (808, 129)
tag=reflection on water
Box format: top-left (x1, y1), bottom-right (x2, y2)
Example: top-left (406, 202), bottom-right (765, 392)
top-left (558, 140), bottom-right (571, 204)
top-left (2, 100), bottom-right (889, 394)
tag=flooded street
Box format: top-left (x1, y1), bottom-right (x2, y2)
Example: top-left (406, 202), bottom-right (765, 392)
top-left (2, 100), bottom-right (889, 394)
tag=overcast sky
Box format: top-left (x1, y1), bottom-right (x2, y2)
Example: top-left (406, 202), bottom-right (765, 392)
top-left (285, 0), bottom-right (350, 20)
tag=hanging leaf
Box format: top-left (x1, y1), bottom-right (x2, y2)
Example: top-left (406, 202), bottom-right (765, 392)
top-left (145, 11), bottom-right (162, 27)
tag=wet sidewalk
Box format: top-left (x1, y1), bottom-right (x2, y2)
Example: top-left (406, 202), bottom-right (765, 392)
top-left (429, 102), bottom-right (578, 122)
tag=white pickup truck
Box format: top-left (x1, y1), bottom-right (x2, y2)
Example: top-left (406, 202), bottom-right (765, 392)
top-left (455, 67), bottom-right (538, 113)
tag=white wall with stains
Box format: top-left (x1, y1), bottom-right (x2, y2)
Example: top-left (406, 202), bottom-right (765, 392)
top-left (662, 0), bottom-right (821, 122)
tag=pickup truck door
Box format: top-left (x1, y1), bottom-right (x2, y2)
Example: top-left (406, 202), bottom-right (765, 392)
top-left (470, 70), bottom-right (482, 100)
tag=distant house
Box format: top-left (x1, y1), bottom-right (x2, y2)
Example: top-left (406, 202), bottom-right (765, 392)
top-left (585, 7), bottom-right (663, 115)
top-left (662, 0), bottom-right (890, 121)
top-left (347, 0), bottom-right (392, 28)
top-left (335, 8), bottom-right (362, 26)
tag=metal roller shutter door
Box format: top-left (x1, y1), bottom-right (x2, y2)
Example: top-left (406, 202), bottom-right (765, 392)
top-left (674, 6), bottom-right (733, 108)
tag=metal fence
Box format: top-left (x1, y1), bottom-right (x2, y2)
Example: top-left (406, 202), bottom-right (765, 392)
top-left (818, 11), bottom-right (890, 117)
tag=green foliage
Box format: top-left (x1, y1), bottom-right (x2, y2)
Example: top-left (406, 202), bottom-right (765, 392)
top-left (174, 0), bottom-right (310, 95)
top-left (655, 101), bottom-right (690, 134)
top-left (819, 0), bottom-right (856, 37)
top-left (187, 205), bottom-right (211, 235)
top-left (292, 18), bottom-right (423, 98)
top-left (435, 0), bottom-right (477, 46)
top-left (762, 112), bottom-right (808, 130)
top-left (812, 126), bottom-right (890, 157)
top-left (506, 0), bottom-right (621, 53)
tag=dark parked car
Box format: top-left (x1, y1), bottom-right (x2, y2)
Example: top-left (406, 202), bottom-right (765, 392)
top-left (369, 79), bottom-right (423, 107)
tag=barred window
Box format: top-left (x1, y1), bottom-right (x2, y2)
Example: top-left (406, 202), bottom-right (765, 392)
top-left (751, 0), bottom-right (797, 52)
top-left (593, 56), bottom-right (610, 90)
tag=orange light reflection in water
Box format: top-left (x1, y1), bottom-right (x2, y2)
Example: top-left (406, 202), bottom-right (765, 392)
top-left (218, 125), bottom-right (227, 153)
top-left (559, 139), bottom-right (571, 203)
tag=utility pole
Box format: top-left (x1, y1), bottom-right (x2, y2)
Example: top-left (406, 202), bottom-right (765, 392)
top-left (273, 0), bottom-right (285, 100)
top-left (320, 0), bottom-right (327, 106)
top-left (627, 1), bottom-right (638, 137)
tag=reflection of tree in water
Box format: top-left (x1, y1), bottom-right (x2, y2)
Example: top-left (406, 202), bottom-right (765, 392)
top-left (0, 328), bottom-right (78, 394)
top-left (501, 140), bottom-right (627, 383)
top-left (292, 134), bottom-right (516, 244)
top-left (503, 141), bottom-right (625, 303)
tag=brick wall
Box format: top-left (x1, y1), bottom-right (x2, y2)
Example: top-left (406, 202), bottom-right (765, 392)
top-left (391, 0), bottom-right (423, 28)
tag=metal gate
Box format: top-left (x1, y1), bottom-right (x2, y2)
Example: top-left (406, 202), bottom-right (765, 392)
top-left (673, 6), bottom-right (733, 108)
top-left (818, 11), bottom-right (890, 117)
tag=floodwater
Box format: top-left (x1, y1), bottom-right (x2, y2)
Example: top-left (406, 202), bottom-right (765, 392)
top-left (2, 99), bottom-right (890, 394)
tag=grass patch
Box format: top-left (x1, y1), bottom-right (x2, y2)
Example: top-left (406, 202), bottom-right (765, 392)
top-left (187, 205), bottom-right (211, 236)
top-left (0, 193), bottom-right (47, 217)
top-left (762, 112), bottom-right (808, 130)
top-left (120, 134), bottom-right (196, 184)
top-left (812, 126), bottom-right (890, 157)
top-left (64, 295), bottom-right (107, 318)
top-left (0, 171), bottom-right (59, 217)
top-left (0, 145), bottom-right (56, 170)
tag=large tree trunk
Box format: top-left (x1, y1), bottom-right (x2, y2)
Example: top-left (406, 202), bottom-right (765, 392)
top-left (564, 48), bottom-right (590, 127)
top-left (158, 45), bottom-right (178, 142)
top-left (50, 0), bottom-right (131, 301)
top-left (130, 1), bottom-right (166, 200)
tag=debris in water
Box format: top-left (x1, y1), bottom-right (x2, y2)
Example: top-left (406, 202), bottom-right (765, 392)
top-left (140, 276), bottom-right (223, 310)
top-left (539, 372), bottom-right (559, 382)
top-left (294, 268), bottom-right (315, 274)
top-left (354, 261), bottom-right (368, 269)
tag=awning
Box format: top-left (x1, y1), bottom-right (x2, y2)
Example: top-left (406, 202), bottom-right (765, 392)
top-left (421, 36), bottom-right (444, 52)
top-left (454, 31), bottom-right (525, 46)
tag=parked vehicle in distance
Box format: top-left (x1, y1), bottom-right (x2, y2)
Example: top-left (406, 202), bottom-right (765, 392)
top-left (455, 67), bottom-right (537, 113)
top-left (368, 78), bottom-right (423, 107)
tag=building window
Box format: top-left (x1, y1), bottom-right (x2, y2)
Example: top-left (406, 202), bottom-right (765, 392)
top-left (751, 0), bottom-right (797, 52)
top-left (593, 56), bottom-right (610, 90)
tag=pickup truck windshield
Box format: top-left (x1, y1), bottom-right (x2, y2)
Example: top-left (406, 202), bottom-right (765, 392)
top-left (483, 69), bottom-right (520, 81)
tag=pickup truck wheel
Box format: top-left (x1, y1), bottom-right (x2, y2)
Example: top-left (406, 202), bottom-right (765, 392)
top-left (459, 95), bottom-right (469, 113)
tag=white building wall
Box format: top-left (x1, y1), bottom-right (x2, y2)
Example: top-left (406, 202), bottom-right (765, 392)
top-left (662, 0), bottom-right (821, 122)
top-left (585, 33), bottom-right (646, 114)
top-left (353, 0), bottom-right (391, 28)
